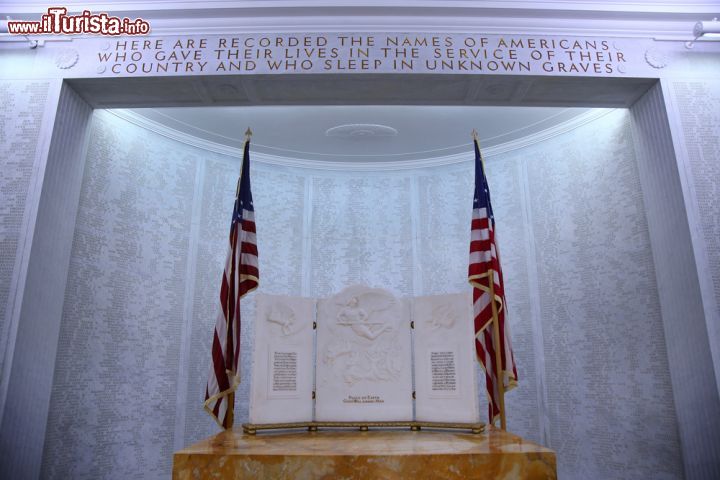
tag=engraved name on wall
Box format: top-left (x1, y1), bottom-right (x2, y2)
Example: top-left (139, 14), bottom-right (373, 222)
top-left (0, 80), bottom-right (50, 392)
top-left (672, 80), bottom-right (720, 324)
top-left (525, 110), bottom-right (682, 479)
top-left (42, 111), bottom-right (197, 479)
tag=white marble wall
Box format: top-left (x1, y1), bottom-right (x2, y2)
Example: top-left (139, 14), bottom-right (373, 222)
top-left (668, 79), bottom-right (720, 380)
top-left (522, 110), bottom-right (681, 479)
top-left (36, 107), bottom-right (686, 479)
top-left (0, 80), bottom-right (52, 410)
top-left (41, 110), bottom-right (198, 478)
top-left (660, 76), bottom-right (720, 480)
top-left (311, 174), bottom-right (414, 297)
top-left (0, 79), bottom-right (89, 480)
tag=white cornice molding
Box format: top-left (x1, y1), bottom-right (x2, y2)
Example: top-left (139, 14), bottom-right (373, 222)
top-left (99, 18), bottom-right (698, 41)
top-left (105, 107), bottom-right (613, 172)
top-left (3, 1), bottom-right (719, 15)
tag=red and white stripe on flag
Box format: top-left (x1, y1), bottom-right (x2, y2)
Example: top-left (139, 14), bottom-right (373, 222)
top-left (204, 142), bottom-right (258, 429)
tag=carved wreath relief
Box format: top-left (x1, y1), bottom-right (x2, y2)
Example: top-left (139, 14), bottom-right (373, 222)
top-left (427, 301), bottom-right (460, 330)
top-left (265, 301), bottom-right (305, 336)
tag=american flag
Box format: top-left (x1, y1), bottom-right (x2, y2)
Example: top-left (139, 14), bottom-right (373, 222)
top-left (204, 138), bottom-right (259, 429)
top-left (468, 136), bottom-right (518, 426)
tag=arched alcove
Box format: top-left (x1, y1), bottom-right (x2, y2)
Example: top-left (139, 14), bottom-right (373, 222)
top-left (39, 104), bottom-right (682, 478)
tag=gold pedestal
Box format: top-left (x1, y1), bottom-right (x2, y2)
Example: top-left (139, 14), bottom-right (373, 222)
top-left (173, 427), bottom-right (556, 479)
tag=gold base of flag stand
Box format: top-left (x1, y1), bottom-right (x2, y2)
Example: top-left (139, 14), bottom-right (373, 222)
top-left (242, 421), bottom-right (485, 435)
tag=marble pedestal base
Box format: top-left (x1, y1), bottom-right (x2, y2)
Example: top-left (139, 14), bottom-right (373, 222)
top-left (172, 427), bottom-right (556, 479)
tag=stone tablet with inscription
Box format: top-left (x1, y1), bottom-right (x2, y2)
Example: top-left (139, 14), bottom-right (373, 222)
top-left (413, 293), bottom-right (480, 423)
top-left (315, 285), bottom-right (413, 422)
top-left (249, 293), bottom-right (315, 424)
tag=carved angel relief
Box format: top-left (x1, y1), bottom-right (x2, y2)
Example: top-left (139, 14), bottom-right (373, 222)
top-left (335, 291), bottom-right (395, 340)
top-left (319, 286), bottom-right (406, 387)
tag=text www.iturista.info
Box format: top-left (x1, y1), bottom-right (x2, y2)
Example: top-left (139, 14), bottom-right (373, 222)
top-left (7, 8), bottom-right (150, 36)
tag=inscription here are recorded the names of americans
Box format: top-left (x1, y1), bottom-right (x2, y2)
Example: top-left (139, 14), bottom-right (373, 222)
top-left (94, 33), bottom-right (634, 77)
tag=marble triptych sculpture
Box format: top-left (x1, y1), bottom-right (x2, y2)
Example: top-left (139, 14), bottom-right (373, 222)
top-left (249, 285), bottom-right (479, 424)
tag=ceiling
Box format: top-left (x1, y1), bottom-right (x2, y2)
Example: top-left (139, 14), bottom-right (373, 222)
top-left (128, 105), bottom-right (594, 162)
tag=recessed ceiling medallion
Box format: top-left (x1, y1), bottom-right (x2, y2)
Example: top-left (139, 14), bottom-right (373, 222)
top-left (325, 124), bottom-right (398, 138)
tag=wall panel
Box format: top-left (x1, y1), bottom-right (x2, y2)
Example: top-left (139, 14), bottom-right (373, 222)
top-left (0, 79), bottom-right (53, 416)
top-left (42, 111), bottom-right (197, 478)
top-left (526, 110), bottom-right (682, 479)
top-left (0, 82), bottom-right (90, 480)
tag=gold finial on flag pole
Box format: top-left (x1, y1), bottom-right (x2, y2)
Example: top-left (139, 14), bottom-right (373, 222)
top-left (471, 129), bottom-right (483, 152)
top-left (237, 127), bottom-right (253, 188)
top-left (472, 129), bottom-right (486, 170)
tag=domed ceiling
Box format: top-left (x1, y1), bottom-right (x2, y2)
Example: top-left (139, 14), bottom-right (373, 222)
top-left (128, 106), bottom-right (596, 163)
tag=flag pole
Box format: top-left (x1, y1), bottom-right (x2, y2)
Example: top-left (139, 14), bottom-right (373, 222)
top-left (226, 394), bottom-right (234, 430)
top-left (489, 270), bottom-right (507, 430)
top-left (473, 129), bottom-right (507, 430)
